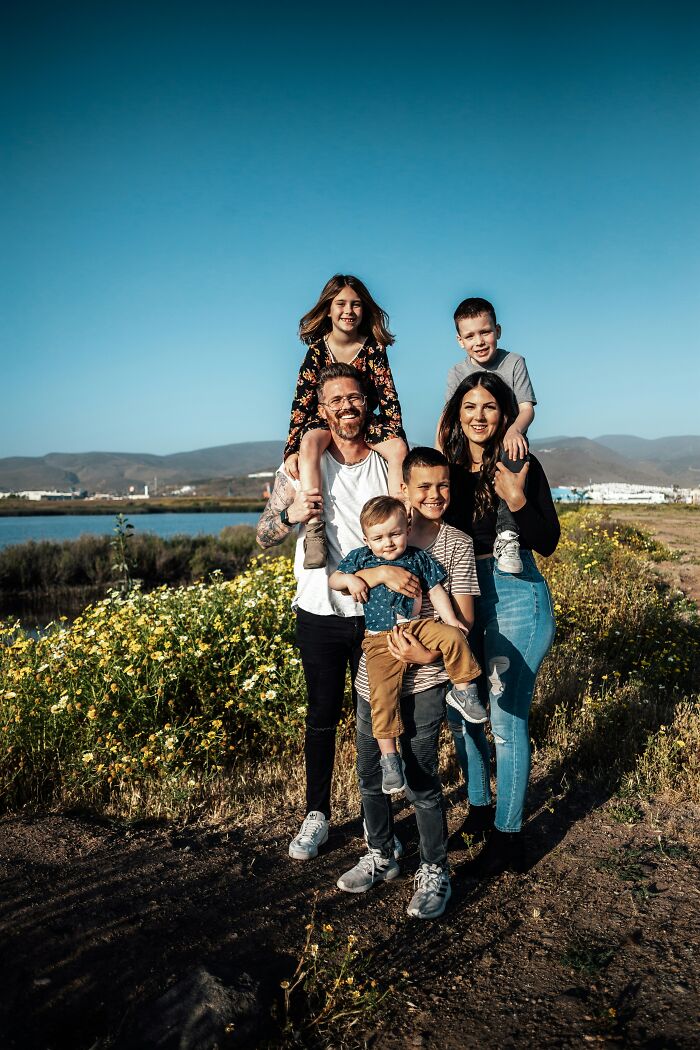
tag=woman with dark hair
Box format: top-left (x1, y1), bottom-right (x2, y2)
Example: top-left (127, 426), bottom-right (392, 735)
top-left (439, 372), bottom-right (560, 877)
top-left (284, 275), bottom-right (408, 569)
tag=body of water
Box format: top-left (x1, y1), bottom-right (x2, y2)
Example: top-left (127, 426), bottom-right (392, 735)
top-left (0, 512), bottom-right (261, 549)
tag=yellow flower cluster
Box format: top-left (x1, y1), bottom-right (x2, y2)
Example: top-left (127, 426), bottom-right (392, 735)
top-left (0, 558), bottom-right (306, 808)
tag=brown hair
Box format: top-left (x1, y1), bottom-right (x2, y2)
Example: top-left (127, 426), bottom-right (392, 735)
top-left (453, 296), bottom-right (497, 330)
top-left (360, 496), bottom-right (408, 534)
top-left (438, 373), bottom-right (514, 518)
top-left (298, 274), bottom-right (395, 347)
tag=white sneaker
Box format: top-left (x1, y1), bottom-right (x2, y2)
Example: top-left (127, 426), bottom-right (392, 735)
top-left (407, 863), bottom-right (452, 919)
top-left (337, 848), bottom-right (400, 893)
top-left (288, 811), bottom-right (329, 860)
top-left (494, 530), bottom-right (523, 573)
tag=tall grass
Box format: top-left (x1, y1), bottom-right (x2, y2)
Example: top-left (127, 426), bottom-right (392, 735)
top-left (0, 509), bottom-right (698, 818)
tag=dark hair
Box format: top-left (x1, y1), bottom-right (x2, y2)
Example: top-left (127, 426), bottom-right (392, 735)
top-left (299, 274), bottom-right (395, 346)
top-left (402, 446), bottom-right (449, 483)
top-left (317, 363), bottom-right (367, 401)
top-left (453, 296), bottom-right (497, 330)
top-left (438, 373), bottom-right (514, 517)
top-left (360, 495), bottom-right (407, 533)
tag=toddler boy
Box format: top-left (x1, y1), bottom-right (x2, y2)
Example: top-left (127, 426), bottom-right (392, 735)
top-left (329, 495), bottom-right (484, 795)
top-left (445, 297), bottom-right (536, 573)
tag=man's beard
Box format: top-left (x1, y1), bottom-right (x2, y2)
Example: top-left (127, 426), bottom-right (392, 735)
top-left (328, 411), bottom-right (365, 440)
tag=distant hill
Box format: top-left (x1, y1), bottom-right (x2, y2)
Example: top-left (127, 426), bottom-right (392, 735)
top-left (1, 436), bottom-right (698, 494)
top-left (0, 442), bottom-right (285, 495)
top-left (530, 435), bottom-right (700, 487)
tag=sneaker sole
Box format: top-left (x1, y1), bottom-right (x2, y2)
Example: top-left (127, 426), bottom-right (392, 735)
top-left (445, 694), bottom-right (488, 724)
top-left (407, 883), bottom-right (452, 919)
top-left (288, 829), bottom-right (329, 861)
top-left (337, 866), bottom-right (400, 893)
top-left (496, 561), bottom-right (522, 573)
top-left (382, 783), bottom-right (406, 795)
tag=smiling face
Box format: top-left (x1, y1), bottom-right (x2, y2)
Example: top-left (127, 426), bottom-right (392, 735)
top-left (363, 510), bottom-right (409, 561)
top-left (459, 383), bottom-right (503, 449)
top-left (328, 285), bottom-right (364, 340)
top-left (317, 376), bottom-right (367, 439)
top-left (456, 311), bottom-right (501, 366)
top-left (402, 464), bottom-right (451, 523)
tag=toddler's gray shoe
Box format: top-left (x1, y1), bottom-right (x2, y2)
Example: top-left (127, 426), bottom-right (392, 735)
top-left (303, 520), bottom-right (328, 570)
top-left (494, 530), bottom-right (523, 573)
top-left (407, 862), bottom-right (452, 919)
top-left (288, 811), bottom-right (329, 860)
top-left (337, 847), bottom-right (400, 893)
top-left (446, 683), bottom-right (488, 724)
top-left (380, 753), bottom-right (405, 794)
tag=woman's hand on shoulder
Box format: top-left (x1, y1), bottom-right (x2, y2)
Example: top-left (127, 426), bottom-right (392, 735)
top-left (493, 461), bottom-right (528, 512)
top-left (386, 627), bottom-right (440, 665)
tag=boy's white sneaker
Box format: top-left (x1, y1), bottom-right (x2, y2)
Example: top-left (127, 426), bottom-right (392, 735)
top-left (337, 847), bottom-right (400, 893)
top-left (407, 863), bottom-right (452, 919)
top-left (288, 811), bottom-right (329, 860)
top-left (494, 530), bottom-right (523, 574)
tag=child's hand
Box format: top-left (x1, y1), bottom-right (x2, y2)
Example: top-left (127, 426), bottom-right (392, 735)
top-left (503, 426), bottom-right (528, 461)
top-left (345, 575), bottom-right (369, 603)
top-left (493, 461), bottom-right (528, 511)
top-left (387, 627), bottom-right (440, 665)
top-left (285, 453), bottom-right (300, 481)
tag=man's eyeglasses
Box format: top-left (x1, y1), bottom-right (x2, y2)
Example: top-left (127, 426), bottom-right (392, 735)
top-left (319, 394), bottom-right (367, 410)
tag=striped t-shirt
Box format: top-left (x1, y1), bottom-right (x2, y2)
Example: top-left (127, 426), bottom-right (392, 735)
top-left (354, 522), bottom-right (480, 700)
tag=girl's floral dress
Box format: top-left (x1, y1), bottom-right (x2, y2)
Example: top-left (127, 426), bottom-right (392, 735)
top-left (284, 335), bottom-right (406, 460)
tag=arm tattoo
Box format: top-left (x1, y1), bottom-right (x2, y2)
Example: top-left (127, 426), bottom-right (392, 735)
top-left (256, 470), bottom-right (296, 549)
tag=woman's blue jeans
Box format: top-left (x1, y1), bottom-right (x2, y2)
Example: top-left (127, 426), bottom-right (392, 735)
top-left (447, 551), bottom-right (556, 833)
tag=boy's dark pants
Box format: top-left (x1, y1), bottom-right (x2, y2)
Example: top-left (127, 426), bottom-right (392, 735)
top-left (357, 686), bottom-right (448, 868)
top-left (496, 449), bottom-right (529, 535)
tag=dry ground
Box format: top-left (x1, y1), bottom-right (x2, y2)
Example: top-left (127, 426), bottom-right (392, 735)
top-left (604, 504), bottom-right (700, 607)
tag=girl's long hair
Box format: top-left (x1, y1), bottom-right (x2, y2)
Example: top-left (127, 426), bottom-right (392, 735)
top-left (438, 373), bottom-right (515, 518)
top-left (298, 274), bottom-right (395, 347)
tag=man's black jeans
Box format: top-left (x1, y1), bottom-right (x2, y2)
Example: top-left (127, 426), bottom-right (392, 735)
top-left (295, 608), bottom-right (365, 818)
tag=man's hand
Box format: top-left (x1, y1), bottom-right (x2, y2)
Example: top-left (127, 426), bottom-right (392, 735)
top-left (493, 461), bottom-right (529, 512)
top-left (285, 453), bottom-right (300, 481)
top-left (287, 487), bottom-right (324, 525)
top-left (503, 425), bottom-right (528, 460)
top-left (386, 626), bottom-right (440, 665)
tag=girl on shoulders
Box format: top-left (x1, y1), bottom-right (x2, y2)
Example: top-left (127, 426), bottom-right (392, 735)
top-left (285, 274), bottom-right (408, 569)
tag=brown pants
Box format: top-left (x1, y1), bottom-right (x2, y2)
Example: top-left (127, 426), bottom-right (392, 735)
top-left (361, 619), bottom-right (481, 739)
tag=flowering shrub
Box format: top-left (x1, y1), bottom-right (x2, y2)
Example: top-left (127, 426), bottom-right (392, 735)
top-left (0, 558), bottom-right (306, 809)
top-left (1, 510), bottom-right (698, 814)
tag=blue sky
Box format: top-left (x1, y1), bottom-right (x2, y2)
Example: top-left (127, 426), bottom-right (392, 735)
top-left (3, 0), bottom-right (699, 458)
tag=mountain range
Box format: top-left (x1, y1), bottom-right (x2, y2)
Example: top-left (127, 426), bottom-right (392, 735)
top-left (1, 436), bottom-right (699, 494)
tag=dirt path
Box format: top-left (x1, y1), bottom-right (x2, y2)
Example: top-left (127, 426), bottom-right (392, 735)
top-left (1, 785), bottom-right (698, 1049)
top-left (604, 505), bottom-right (700, 608)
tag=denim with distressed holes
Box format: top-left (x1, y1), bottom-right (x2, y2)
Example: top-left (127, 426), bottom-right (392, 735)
top-left (356, 685), bottom-right (448, 867)
top-left (447, 551), bottom-right (555, 832)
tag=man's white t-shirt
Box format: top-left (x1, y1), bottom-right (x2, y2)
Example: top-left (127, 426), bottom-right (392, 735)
top-left (284, 448), bottom-right (389, 617)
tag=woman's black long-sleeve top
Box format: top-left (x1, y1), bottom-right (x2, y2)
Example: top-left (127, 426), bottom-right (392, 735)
top-left (445, 454), bottom-right (560, 557)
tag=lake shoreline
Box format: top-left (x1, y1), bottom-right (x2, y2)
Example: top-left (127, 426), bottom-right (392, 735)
top-left (0, 497), bottom-right (266, 516)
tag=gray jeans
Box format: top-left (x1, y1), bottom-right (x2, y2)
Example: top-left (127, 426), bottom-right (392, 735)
top-left (356, 684), bottom-right (448, 868)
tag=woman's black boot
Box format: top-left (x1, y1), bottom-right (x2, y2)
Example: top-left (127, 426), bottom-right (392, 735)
top-left (447, 804), bottom-right (495, 852)
top-left (462, 827), bottom-right (525, 879)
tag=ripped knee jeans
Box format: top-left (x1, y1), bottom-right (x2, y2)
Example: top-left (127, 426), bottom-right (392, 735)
top-left (447, 551), bottom-right (556, 833)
